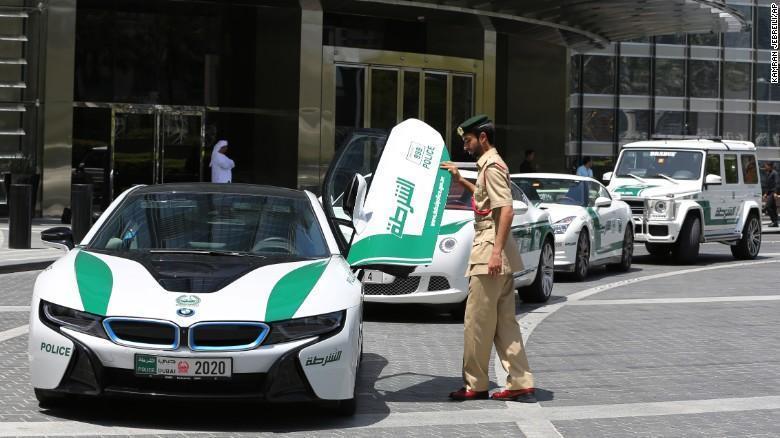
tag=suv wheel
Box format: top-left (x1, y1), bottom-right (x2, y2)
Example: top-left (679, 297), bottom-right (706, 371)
top-left (673, 214), bottom-right (701, 264)
top-left (519, 237), bottom-right (554, 303)
top-left (731, 213), bottom-right (761, 260)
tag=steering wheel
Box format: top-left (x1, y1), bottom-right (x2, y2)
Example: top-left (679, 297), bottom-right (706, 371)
top-left (252, 236), bottom-right (292, 254)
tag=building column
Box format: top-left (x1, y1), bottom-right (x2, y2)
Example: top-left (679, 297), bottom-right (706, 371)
top-left (481, 18), bottom-right (497, 121)
top-left (40, 0), bottom-right (76, 217)
top-left (297, 0), bottom-right (323, 193)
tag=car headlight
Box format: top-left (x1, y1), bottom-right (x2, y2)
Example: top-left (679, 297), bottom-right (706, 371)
top-left (552, 216), bottom-right (576, 234)
top-left (265, 310), bottom-right (345, 345)
top-left (647, 199), bottom-right (675, 220)
top-left (40, 300), bottom-right (108, 339)
top-left (439, 237), bottom-right (457, 253)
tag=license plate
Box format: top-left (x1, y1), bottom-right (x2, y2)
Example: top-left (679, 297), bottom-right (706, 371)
top-left (363, 270), bottom-right (392, 284)
top-left (134, 354), bottom-right (232, 379)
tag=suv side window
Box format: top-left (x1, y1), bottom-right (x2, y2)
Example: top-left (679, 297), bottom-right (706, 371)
top-left (741, 154), bottom-right (758, 184)
top-left (705, 153), bottom-right (721, 177)
top-left (724, 154), bottom-right (739, 184)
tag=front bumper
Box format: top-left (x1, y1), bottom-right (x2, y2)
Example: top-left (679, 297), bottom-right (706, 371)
top-left (29, 306), bottom-right (359, 401)
top-left (630, 215), bottom-right (681, 243)
top-left (553, 236), bottom-right (577, 272)
top-left (363, 273), bottom-right (468, 304)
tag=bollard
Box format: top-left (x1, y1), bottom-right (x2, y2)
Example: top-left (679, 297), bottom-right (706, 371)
top-left (71, 184), bottom-right (93, 243)
top-left (8, 184), bottom-right (31, 249)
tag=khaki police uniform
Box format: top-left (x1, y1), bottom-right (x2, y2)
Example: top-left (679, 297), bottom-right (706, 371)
top-left (462, 147), bottom-right (534, 392)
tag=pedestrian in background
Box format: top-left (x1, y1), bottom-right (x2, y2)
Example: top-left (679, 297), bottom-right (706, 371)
top-left (210, 140), bottom-right (234, 183)
top-left (441, 115), bottom-right (536, 403)
top-left (517, 149), bottom-right (537, 173)
top-left (764, 162), bottom-right (778, 227)
top-left (576, 156), bottom-right (594, 178)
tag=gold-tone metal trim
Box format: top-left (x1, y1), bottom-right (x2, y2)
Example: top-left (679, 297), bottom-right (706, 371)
top-left (297, 0), bottom-right (324, 193)
top-left (482, 29), bottom-right (497, 120)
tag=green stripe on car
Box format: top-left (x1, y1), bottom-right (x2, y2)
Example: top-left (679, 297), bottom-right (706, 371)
top-left (74, 250), bottom-right (113, 315)
top-left (265, 259), bottom-right (329, 322)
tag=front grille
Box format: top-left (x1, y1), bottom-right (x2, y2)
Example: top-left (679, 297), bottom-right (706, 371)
top-left (364, 276), bottom-right (421, 295)
top-left (428, 276), bottom-right (450, 291)
top-left (649, 225), bottom-right (669, 236)
top-left (103, 318), bottom-right (179, 349)
top-left (189, 322), bottom-right (269, 351)
top-left (625, 200), bottom-right (645, 216)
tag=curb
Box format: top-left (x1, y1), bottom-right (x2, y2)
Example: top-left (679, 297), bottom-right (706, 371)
top-left (0, 259), bottom-right (55, 274)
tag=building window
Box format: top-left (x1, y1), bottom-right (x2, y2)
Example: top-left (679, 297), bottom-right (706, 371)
top-left (722, 113), bottom-right (750, 141)
top-left (618, 109), bottom-right (650, 143)
top-left (755, 114), bottom-right (780, 147)
top-left (688, 60), bottom-right (719, 98)
top-left (582, 109), bottom-right (615, 142)
top-left (725, 5), bottom-right (752, 48)
top-left (688, 33), bottom-right (719, 46)
top-left (656, 34), bottom-right (685, 45)
top-left (755, 64), bottom-right (780, 101)
top-left (571, 55), bottom-right (581, 94)
top-left (582, 56), bottom-right (615, 94)
top-left (569, 109), bottom-right (579, 142)
top-left (619, 57), bottom-right (650, 95)
top-left (723, 62), bottom-right (751, 100)
top-left (655, 111), bottom-right (685, 135)
top-left (655, 59), bottom-right (685, 96)
top-left (687, 112), bottom-right (718, 137)
top-left (757, 6), bottom-right (772, 50)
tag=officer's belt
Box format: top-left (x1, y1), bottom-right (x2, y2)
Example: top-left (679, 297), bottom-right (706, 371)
top-left (473, 220), bottom-right (493, 231)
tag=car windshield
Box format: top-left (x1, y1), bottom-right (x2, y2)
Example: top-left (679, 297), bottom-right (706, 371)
top-left (88, 192), bottom-right (330, 258)
top-left (616, 150), bottom-right (704, 180)
top-left (513, 178), bottom-right (587, 207)
top-left (446, 178), bottom-right (476, 210)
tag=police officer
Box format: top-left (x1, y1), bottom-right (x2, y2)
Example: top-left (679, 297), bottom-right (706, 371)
top-left (441, 115), bottom-right (536, 403)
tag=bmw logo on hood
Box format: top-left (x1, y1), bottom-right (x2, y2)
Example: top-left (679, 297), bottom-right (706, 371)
top-left (177, 308), bottom-right (195, 317)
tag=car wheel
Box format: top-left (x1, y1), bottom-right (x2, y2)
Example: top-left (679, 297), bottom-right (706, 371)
top-left (34, 388), bottom-right (68, 408)
top-left (645, 242), bottom-right (672, 257)
top-left (673, 214), bottom-right (701, 264)
top-left (731, 213), bottom-right (761, 260)
top-left (572, 229), bottom-right (590, 281)
top-left (608, 226), bottom-right (633, 272)
top-left (518, 237), bottom-right (554, 303)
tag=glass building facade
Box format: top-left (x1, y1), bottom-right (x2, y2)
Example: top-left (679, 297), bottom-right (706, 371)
top-left (569, 0), bottom-right (780, 179)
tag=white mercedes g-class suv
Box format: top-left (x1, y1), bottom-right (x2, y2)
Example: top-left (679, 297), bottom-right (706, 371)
top-left (604, 139), bottom-right (763, 264)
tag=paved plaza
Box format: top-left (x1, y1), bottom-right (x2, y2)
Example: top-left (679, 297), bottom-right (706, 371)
top-left (0, 237), bottom-right (779, 437)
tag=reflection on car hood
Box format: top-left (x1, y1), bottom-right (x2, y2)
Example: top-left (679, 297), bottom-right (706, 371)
top-left (538, 203), bottom-right (585, 223)
top-left (610, 178), bottom-right (701, 198)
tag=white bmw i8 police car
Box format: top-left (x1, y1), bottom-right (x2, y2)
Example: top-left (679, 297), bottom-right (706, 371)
top-left (511, 173), bottom-right (634, 281)
top-left (29, 119), bottom-right (453, 414)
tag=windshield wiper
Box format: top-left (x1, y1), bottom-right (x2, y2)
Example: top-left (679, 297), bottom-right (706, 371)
top-left (148, 249), bottom-right (265, 258)
top-left (626, 173), bottom-right (648, 184)
top-left (656, 173), bottom-right (679, 184)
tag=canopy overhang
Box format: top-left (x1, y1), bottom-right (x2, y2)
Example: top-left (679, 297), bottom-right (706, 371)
top-left (340, 0), bottom-right (746, 50)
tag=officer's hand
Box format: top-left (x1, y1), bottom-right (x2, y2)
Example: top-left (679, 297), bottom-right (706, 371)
top-left (440, 161), bottom-right (462, 183)
top-left (488, 253), bottom-right (502, 276)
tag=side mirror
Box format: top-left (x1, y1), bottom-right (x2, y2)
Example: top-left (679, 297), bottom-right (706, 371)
top-left (512, 200), bottom-right (528, 214)
top-left (602, 172), bottom-right (613, 182)
top-left (41, 227), bottom-right (74, 252)
top-left (594, 196), bottom-right (612, 208)
top-left (705, 174), bottom-right (722, 186)
top-left (343, 173), bottom-right (370, 233)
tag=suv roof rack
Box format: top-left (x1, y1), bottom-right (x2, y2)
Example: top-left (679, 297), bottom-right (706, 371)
top-left (649, 134), bottom-right (722, 142)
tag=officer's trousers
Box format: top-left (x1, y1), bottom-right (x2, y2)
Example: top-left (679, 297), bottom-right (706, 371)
top-left (462, 273), bottom-right (534, 391)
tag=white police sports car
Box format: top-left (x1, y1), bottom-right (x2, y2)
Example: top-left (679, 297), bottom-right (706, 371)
top-left (323, 130), bottom-right (556, 312)
top-left (31, 184), bottom-right (364, 413)
top-left (511, 173), bottom-right (634, 281)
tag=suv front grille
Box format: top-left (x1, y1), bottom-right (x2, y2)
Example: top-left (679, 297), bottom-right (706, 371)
top-left (364, 276), bottom-right (421, 295)
top-left (624, 200), bottom-right (645, 216)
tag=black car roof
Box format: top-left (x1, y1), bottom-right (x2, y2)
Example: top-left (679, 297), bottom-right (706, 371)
top-left (129, 183), bottom-right (308, 199)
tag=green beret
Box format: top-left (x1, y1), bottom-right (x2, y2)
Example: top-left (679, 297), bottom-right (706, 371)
top-left (457, 114), bottom-right (491, 137)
